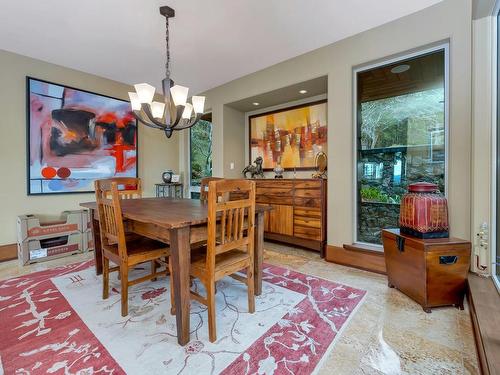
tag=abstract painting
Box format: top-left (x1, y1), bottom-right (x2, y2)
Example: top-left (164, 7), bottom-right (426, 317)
top-left (249, 100), bottom-right (327, 170)
top-left (27, 77), bottom-right (137, 195)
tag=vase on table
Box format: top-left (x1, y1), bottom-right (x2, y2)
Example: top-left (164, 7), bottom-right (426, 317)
top-left (274, 157), bottom-right (284, 179)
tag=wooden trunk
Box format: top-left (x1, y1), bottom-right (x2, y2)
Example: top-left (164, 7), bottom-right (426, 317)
top-left (382, 228), bottom-right (471, 312)
top-left (253, 179), bottom-right (327, 256)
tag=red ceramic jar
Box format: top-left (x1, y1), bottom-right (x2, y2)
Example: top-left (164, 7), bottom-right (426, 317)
top-left (399, 182), bottom-right (449, 238)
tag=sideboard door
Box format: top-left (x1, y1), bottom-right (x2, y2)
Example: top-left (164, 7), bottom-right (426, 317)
top-left (264, 204), bottom-right (294, 236)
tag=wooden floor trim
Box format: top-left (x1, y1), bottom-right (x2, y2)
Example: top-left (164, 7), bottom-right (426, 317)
top-left (467, 274), bottom-right (500, 375)
top-left (0, 243), bottom-right (17, 262)
top-left (325, 245), bottom-right (386, 275)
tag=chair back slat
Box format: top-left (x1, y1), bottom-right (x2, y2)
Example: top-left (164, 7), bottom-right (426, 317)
top-left (226, 208), bottom-right (233, 243)
top-left (99, 177), bottom-right (142, 199)
top-left (207, 179), bottom-right (255, 268)
top-left (95, 180), bottom-right (128, 258)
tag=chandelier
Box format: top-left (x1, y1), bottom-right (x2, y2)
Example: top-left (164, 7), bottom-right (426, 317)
top-left (128, 6), bottom-right (205, 138)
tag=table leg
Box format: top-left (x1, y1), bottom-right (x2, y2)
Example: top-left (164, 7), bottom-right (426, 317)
top-left (254, 211), bottom-right (264, 296)
top-left (170, 226), bottom-right (191, 346)
top-left (90, 209), bottom-right (103, 276)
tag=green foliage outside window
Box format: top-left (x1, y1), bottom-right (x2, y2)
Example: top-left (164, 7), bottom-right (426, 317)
top-left (190, 119), bottom-right (212, 187)
top-left (360, 186), bottom-right (401, 204)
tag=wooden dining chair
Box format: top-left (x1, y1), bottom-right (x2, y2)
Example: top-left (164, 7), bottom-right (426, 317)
top-left (100, 177), bottom-right (142, 199)
top-left (95, 179), bottom-right (170, 317)
top-left (200, 177), bottom-right (224, 202)
top-left (187, 179), bottom-right (256, 342)
top-left (97, 177), bottom-right (144, 244)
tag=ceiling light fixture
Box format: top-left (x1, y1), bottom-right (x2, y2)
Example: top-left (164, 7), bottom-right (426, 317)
top-left (299, 90), bottom-right (308, 94)
top-left (252, 102), bottom-right (260, 106)
top-left (128, 6), bottom-right (205, 138)
top-left (390, 64), bottom-right (410, 74)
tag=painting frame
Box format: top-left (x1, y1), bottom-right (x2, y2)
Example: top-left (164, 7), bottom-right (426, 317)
top-left (26, 76), bottom-right (139, 196)
top-left (248, 99), bottom-right (327, 171)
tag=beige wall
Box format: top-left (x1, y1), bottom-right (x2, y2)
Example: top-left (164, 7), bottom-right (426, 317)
top-left (222, 106), bottom-right (246, 178)
top-left (0, 49), bottom-right (179, 245)
top-left (471, 14), bottom-right (495, 275)
top-left (195, 0), bottom-right (472, 247)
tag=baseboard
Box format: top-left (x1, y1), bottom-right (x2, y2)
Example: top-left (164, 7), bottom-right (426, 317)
top-left (0, 243), bottom-right (17, 262)
top-left (467, 274), bottom-right (500, 375)
top-left (325, 245), bottom-right (387, 275)
top-left (264, 233), bottom-right (322, 252)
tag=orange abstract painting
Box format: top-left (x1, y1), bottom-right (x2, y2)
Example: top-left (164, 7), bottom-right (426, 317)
top-left (249, 101), bottom-right (327, 170)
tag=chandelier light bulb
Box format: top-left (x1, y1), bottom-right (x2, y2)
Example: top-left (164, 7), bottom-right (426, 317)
top-left (170, 85), bottom-right (189, 106)
top-left (128, 92), bottom-right (141, 111)
top-left (151, 101), bottom-right (166, 119)
top-left (182, 103), bottom-right (193, 119)
top-left (134, 83), bottom-right (156, 104)
top-left (192, 96), bottom-right (206, 114)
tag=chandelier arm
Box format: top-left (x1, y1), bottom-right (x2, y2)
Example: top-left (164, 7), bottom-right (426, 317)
top-left (132, 110), bottom-right (165, 129)
top-left (170, 104), bottom-right (187, 128)
top-left (140, 103), bottom-right (172, 129)
top-left (172, 114), bottom-right (203, 131)
top-left (186, 113), bottom-right (203, 127)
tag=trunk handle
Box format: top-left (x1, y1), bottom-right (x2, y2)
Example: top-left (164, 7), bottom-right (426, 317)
top-left (439, 255), bottom-right (458, 265)
top-left (396, 236), bottom-right (405, 252)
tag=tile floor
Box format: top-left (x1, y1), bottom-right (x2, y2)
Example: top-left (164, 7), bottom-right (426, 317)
top-left (0, 242), bottom-right (479, 375)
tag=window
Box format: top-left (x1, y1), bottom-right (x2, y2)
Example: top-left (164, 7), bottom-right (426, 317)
top-left (189, 113), bottom-right (213, 199)
top-left (355, 48), bottom-right (447, 246)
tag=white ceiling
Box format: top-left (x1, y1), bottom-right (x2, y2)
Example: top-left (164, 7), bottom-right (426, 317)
top-left (0, 0), bottom-right (443, 95)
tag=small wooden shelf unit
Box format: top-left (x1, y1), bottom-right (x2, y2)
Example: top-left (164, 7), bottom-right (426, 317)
top-left (253, 178), bottom-right (327, 256)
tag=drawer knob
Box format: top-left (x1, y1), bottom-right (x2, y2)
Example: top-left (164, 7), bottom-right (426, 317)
top-left (439, 255), bottom-right (458, 265)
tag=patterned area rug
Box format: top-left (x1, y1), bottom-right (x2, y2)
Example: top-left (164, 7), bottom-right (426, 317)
top-left (0, 260), bottom-right (366, 374)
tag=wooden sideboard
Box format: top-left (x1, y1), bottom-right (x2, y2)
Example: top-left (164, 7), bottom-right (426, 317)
top-left (253, 179), bottom-right (327, 256)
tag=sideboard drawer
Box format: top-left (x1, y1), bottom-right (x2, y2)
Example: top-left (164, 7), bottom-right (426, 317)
top-left (294, 208), bottom-right (322, 219)
top-left (294, 180), bottom-right (322, 189)
top-left (294, 216), bottom-right (321, 229)
top-left (295, 188), bottom-right (321, 198)
top-left (258, 180), bottom-right (294, 190)
top-left (294, 197), bottom-right (322, 208)
top-left (256, 186), bottom-right (293, 197)
top-left (294, 226), bottom-right (321, 240)
top-left (256, 194), bottom-right (293, 206)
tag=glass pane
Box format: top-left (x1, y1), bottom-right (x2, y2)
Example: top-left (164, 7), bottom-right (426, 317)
top-left (190, 117), bottom-right (213, 189)
top-left (356, 50), bottom-right (446, 245)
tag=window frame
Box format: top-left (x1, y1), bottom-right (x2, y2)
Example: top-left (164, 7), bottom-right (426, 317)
top-left (188, 112), bottom-right (213, 197)
top-left (493, 3), bottom-right (500, 292)
top-left (352, 43), bottom-right (450, 249)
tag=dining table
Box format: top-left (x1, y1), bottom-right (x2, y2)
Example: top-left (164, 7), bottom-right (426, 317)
top-left (80, 197), bottom-right (270, 346)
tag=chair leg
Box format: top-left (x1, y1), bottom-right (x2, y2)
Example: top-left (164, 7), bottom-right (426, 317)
top-left (120, 265), bottom-right (129, 317)
top-left (151, 260), bottom-right (157, 282)
top-left (102, 257), bottom-right (110, 300)
top-left (247, 266), bottom-right (255, 313)
top-left (207, 281), bottom-right (217, 343)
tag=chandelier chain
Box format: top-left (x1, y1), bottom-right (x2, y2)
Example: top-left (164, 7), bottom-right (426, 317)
top-left (165, 17), bottom-right (171, 79)
top-left (129, 6), bottom-right (205, 138)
